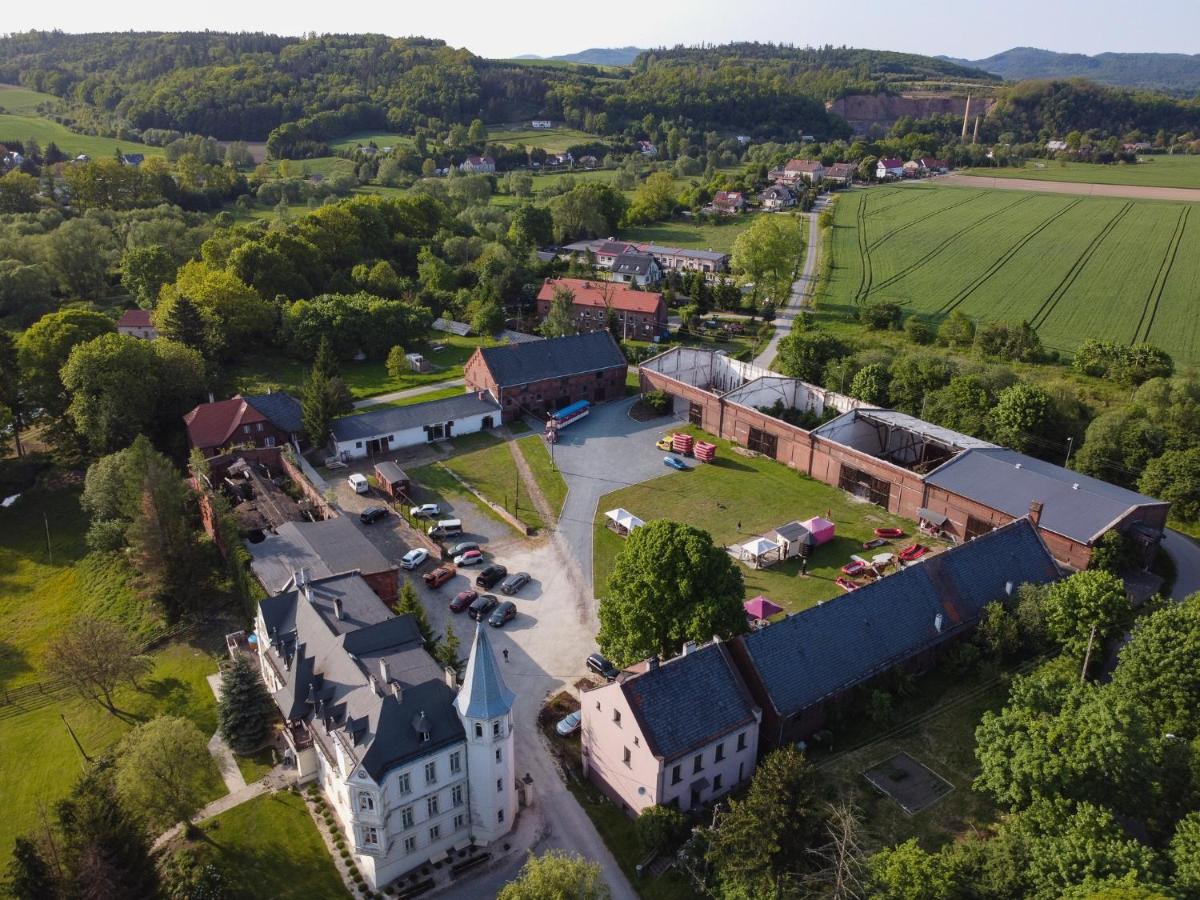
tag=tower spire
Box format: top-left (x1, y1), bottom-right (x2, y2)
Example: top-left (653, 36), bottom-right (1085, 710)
top-left (455, 621), bottom-right (515, 720)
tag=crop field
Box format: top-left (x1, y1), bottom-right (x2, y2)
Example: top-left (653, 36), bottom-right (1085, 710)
top-left (962, 155), bottom-right (1200, 190)
top-left (0, 113), bottom-right (161, 159)
top-left (821, 185), bottom-right (1200, 364)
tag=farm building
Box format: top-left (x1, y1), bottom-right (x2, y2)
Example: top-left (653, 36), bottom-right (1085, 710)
top-left (824, 163), bottom-right (857, 186)
top-left (184, 392), bottom-right (304, 457)
top-left (373, 461), bottom-right (410, 500)
top-left (117, 308), bottom-right (158, 340)
top-left (329, 393), bottom-right (500, 460)
top-left (536, 277), bottom-right (668, 340)
top-left (638, 348), bottom-right (1169, 567)
top-left (728, 519), bottom-right (1061, 749)
top-left (464, 331), bottom-right (627, 423)
top-left (561, 239), bottom-right (730, 277)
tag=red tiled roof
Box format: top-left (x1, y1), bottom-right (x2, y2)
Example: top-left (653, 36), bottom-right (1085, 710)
top-left (537, 278), bottom-right (663, 315)
top-left (879, 158), bottom-right (904, 168)
top-left (117, 309), bottom-right (153, 328)
top-left (784, 159), bottom-right (823, 172)
top-left (713, 191), bottom-right (743, 203)
top-left (183, 396), bottom-right (266, 450)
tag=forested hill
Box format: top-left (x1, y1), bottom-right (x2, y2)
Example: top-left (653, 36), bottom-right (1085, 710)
top-left (947, 47), bottom-right (1200, 96)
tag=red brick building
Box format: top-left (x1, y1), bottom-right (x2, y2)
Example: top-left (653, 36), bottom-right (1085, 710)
top-left (536, 277), bottom-right (668, 340)
top-left (464, 331), bottom-right (628, 422)
top-left (184, 392), bottom-right (304, 457)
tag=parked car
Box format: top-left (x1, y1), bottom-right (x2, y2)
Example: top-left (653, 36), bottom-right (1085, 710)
top-left (422, 565), bottom-right (456, 588)
top-left (663, 455), bottom-right (689, 471)
top-left (468, 594), bottom-right (499, 621)
top-left (448, 541), bottom-right (480, 557)
top-left (499, 572), bottom-right (530, 595)
top-left (555, 710), bottom-right (582, 736)
top-left (428, 518), bottom-right (463, 539)
top-left (400, 548), bottom-right (429, 570)
top-left (586, 653), bottom-right (619, 681)
top-left (454, 549), bottom-right (484, 567)
top-left (656, 436), bottom-right (674, 451)
top-left (475, 564), bottom-right (507, 589)
top-left (348, 473), bottom-right (369, 494)
top-left (488, 600), bottom-right (517, 627)
top-left (450, 590), bottom-right (478, 613)
top-left (359, 505), bottom-right (388, 524)
top-left (410, 503), bottom-right (441, 518)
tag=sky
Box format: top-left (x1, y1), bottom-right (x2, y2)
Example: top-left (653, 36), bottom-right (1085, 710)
top-left (6, 0), bottom-right (1200, 60)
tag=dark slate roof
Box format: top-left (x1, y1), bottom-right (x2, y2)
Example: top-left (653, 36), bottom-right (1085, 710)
top-left (331, 393), bottom-right (499, 442)
top-left (257, 572), bottom-right (464, 781)
top-left (621, 641), bottom-right (759, 761)
top-left (245, 392), bottom-right (303, 435)
top-left (925, 447), bottom-right (1168, 544)
top-left (374, 460), bottom-right (409, 485)
top-left (773, 520), bottom-right (810, 542)
top-left (248, 515), bottom-right (392, 593)
top-left (612, 253), bottom-right (657, 277)
top-left (736, 520), bottom-right (1060, 719)
top-left (478, 331), bottom-right (627, 389)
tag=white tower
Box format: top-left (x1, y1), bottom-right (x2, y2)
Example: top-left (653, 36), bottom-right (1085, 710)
top-left (455, 622), bottom-right (517, 845)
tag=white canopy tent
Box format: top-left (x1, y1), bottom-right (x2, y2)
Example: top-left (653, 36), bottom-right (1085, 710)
top-left (605, 508), bottom-right (646, 537)
top-left (738, 536), bottom-right (783, 569)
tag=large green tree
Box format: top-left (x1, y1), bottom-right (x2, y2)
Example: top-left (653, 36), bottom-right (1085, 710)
top-left (217, 654), bottom-right (277, 754)
top-left (1110, 595), bottom-right (1200, 739)
top-left (598, 519), bottom-right (745, 665)
top-left (731, 213), bottom-right (804, 306)
top-left (1042, 570), bottom-right (1131, 657)
top-left (776, 330), bottom-right (847, 384)
top-left (42, 615), bottom-right (152, 716)
top-left (17, 308), bottom-right (115, 421)
top-left (115, 716), bottom-right (213, 830)
top-left (989, 382), bottom-right (1056, 454)
top-left (498, 850), bottom-right (610, 900)
top-left (1138, 448), bottom-right (1200, 521)
top-left (540, 286), bottom-right (578, 339)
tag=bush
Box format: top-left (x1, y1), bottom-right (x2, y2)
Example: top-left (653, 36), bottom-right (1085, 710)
top-left (636, 804), bottom-right (689, 854)
top-left (904, 316), bottom-right (934, 345)
top-left (859, 302), bottom-right (902, 330)
top-left (867, 689), bottom-right (894, 724)
top-left (642, 389), bottom-right (670, 414)
top-left (945, 641), bottom-right (982, 678)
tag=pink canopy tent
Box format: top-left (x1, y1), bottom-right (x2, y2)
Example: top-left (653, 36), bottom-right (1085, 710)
top-left (744, 595), bottom-right (784, 620)
top-left (801, 516), bottom-right (836, 546)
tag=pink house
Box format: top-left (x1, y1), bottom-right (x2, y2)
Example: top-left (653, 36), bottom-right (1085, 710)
top-left (116, 308), bottom-right (158, 340)
top-left (581, 638), bottom-right (761, 816)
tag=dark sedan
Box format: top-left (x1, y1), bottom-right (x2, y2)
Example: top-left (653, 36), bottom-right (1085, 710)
top-left (488, 600), bottom-right (517, 627)
top-left (499, 572), bottom-right (531, 595)
top-left (359, 505), bottom-right (389, 524)
top-left (475, 564), bottom-right (507, 590)
top-left (468, 594), bottom-right (499, 621)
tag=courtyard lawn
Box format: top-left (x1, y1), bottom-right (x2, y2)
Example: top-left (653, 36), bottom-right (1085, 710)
top-left (366, 384), bottom-right (467, 410)
top-left (961, 154), bottom-right (1200, 190)
top-left (441, 439), bottom-right (544, 532)
top-left (190, 791), bottom-right (345, 899)
top-left (619, 215), bottom-right (757, 253)
top-left (0, 113), bottom-right (161, 160)
top-left (592, 425), bottom-right (922, 612)
top-left (515, 435), bottom-right (568, 517)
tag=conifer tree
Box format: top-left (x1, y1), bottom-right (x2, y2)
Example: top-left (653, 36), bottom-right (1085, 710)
top-left (395, 580), bottom-right (434, 649)
top-left (217, 654), bottom-right (277, 754)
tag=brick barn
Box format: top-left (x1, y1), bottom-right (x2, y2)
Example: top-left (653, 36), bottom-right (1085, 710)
top-left (464, 331), bottom-right (628, 422)
top-left (536, 277), bottom-right (668, 340)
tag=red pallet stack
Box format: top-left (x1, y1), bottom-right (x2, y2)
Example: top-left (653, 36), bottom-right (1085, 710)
top-left (694, 441), bottom-right (716, 462)
top-left (671, 433), bottom-right (694, 456)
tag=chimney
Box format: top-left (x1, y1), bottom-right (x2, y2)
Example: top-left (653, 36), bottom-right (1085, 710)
top-left (1028, 501), bottom-right (1043, 528)
top-left (682, 640), bottom-right (697, 656)
top-left (444, 665), bottom-right (458, 689)
top-left (646, 657), bottom-right (658, 671)
top-left (333, 597), bottom-right (344, 620)
top-left (368, 673), bottom-right (380, 696)
top-left (391, 681), bottom-right (403, 700)
top-left (379, 658), bottom-right (389, 682)
top-left (934, 612), bottom-right (945, 634)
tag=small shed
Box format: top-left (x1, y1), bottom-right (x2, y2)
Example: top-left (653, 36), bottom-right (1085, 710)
top-left (768, 521), bottom-right (811, 559)
top-left (374, 461), bottom-right (411, 499)
top-left (605, 508), bottom-right (645, 537)
top-left (405, 353), bottom-right (432, 373)
top-left (738, 537), bottom-right (783, 569)
top-left (800, 516), bottom-right (836, 546)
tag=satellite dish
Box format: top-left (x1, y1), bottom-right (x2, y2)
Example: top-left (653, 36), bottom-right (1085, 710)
top-left (637, 787), bottom-right (646, 796)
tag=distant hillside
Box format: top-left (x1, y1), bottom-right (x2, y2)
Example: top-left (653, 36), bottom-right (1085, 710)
top-left (947, 46), bottom-right (1200, 95)
top-left (515, 47), bottom-right (646, 66)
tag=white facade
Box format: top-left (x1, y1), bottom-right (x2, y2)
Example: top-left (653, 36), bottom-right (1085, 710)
top-left (333, 408), bottom-right (495, 460)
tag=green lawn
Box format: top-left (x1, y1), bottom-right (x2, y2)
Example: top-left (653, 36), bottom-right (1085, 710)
top-left (363, 384), bottom-right (467, 410)
top-left (441, 439), bottom-right (544, 532)
top-left (487, 125), bottom-right (600, 153)
top-left (515, 435), bottom-right (568, 518)
top-left (235, 745), bottom-right (279, 784)
top-left (619, 216), bottom-right (756, 253)
top-left (329, 131), bottom-right (415, 153)
top-left (0, 84), bottom-right (61, 114)
top-left (962, 154), bottom-right (1200, 190)
top-left (0, 113), bottom-right (161, 159)
top-left (592, 425), bottom-right (923, 613)
top-left (820, 184), bottom-right (1200, 365)
top-left (229, 334), bottom-right (494, 399)
top-left (190, 791), bottom-right (345, 899)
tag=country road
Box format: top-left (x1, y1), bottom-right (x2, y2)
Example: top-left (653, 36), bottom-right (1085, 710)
top-left (753, 204), bottom-right (822, 369)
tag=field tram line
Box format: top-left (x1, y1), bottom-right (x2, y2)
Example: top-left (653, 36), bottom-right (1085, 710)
top-left (1029, 201), bottom-right (1133, 332)
top-left (937, 197), bottom-right (1084, 317)
top-left (861, 188), bottom-right (911, 219)
top-left (865, 193), bottom-right (1035, 297)
top-left (866, 190), bottom-right (987, 253)
top-left (854, 192), bottom-right (873, 303)
top-left (1133, 205), bottom-right (1189, 346)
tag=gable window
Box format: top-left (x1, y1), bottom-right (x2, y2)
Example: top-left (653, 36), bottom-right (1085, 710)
top-left (623, 747), bottom-right (631, 767)
top-left (671, 765), bottom-right (681, 785)
top-left (737, 732), bottom-right (747, 752)
top-left (427, 796), bottom-right (439, 816)
top-left (398, 772), bottom-right (411, 794)
top-left (424, 761), bottom-right (437, 785)
top-left (403, 835), bottom-right (416, 854)
top-left (358, 793), bottom-right (375, 812)
top-left (450, 752), bottom-right (462, 774)
top-left (401, 806), bottom-right (414, 829)
top-left (693, 753), bottom-right (703, 774)
top-left (715, 742), bottom-right (725, 762)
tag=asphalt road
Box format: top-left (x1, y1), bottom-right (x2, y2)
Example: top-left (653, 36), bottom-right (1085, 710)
top-left (1163, 529), bottom-right (1200, 599)
top-left (753, 204), bottom-right (821, 369)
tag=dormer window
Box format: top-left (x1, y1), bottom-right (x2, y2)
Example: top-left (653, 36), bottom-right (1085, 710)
top-left (358, 793), bottom-right (375, 812)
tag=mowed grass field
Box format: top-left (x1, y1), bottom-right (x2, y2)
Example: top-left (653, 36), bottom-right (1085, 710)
top-left (0, 112), bottom-right (161, 160)
top-left (962, 154), bottom-right (1200, 190)
top-left (0, 84), bottom-right (61, 114)
top-left (620, 215), bottom-right (756, 252)
top-left (822, 184), bottom-right (1200, 364)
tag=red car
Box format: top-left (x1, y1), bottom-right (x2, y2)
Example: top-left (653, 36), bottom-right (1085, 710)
top-left (423, 564), bottom-right (456, 588)
top-left (450, 590), bottom-right (478, 613)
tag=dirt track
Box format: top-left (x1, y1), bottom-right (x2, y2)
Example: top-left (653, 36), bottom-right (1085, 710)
top-left (935, 173), bottom-right (1200, 203)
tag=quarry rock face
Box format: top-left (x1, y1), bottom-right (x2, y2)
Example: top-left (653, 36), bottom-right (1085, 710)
top-left (827, 94), bottom-right (998, 134)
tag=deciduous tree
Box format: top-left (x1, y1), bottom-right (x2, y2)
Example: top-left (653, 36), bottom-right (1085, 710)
top-left (540, 286), bottom-right (578, 338)
top-left (1042, 569), bottom-right (1131, 657)
top-left (42, 616), bottom-right (152, 715)
top-left (115, 716), bottom-right (213, 830)
top-left (17, 309), bottom-right (115, 421)
top-left (498, 850), bottom-right (610, 900)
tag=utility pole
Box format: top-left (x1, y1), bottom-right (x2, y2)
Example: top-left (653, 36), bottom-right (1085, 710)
top-left (1064, 436), bottom-right (1074, 468)
top-left (1080, 623), bottom-right (1098, 683)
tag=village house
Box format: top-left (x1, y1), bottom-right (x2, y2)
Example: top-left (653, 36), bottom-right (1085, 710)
top-left (875, 158), bottom-right (905, 180)
top-left (638, 140), bottom-right (658, 156)
top-left (531, 120), bottom-right (553, 129)
top-left (561, 239), bottom-right (730, 278)
top-left (918, 157), bottom-right (948, 174)
top-left (459, 155), bottom-right (496, 174)
top-left (759, 184), bottom-right (796, 211)
top-left (329, 392), bottom-right (500, 460)
top-left (729, 519), bottom-right (1061, 748)
top-left (824, 163), bottom-right (857, 186)
top-left (1123, 142), bottom-right (1153, 152)
top-left (1045, 140), bottom-right (1069, 152)
top-left (120, 153), bottom-right (145, 167)
top-left (609, 251), bottom-right (662, 286)
top-left (184, 392), bottom-right (304, 457)
top-left (251, 575), bottom-right (516, 890)
top-left (784, 159), bottom-right (824, 184)
top-left (582, 638), bottom-right (761, 815)
top-left (637, 348), bottom-right (1169, 568)
top-left (902, 160), bottom-right (922, 177)
top-left (116, 308), bottom-right (158, 340)
top-left (464, 331), bottom-right (627, 422)
top-left (709, 190), bottom-right (745, 214)
top-left (536, 277), bottom-right (668, 340)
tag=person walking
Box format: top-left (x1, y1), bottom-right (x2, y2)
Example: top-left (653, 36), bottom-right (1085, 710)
top-left (503, 648), bottom-right (509, 662)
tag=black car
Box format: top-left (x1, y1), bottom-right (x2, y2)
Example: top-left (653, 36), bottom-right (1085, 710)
top-left (499, 572), bottom-right (530, 595)
top-left (449, 541), bottom-right (481, 558)
top-left (488, 600), bottom-right (517, 628)
top-left (359, 505), bottom-right (388, 524)
top-left (468, 594), bottom-right (499, 622)
top-left (475, 564), bottom-right (507, 590)
top-left (586, 653), bottom-right (619, 681)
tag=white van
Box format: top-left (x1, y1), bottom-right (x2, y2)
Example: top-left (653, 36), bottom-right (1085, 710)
top-left (347, 473), bottom-right (369, 494)
top-left (428, 519), bottom-right (463, 539)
